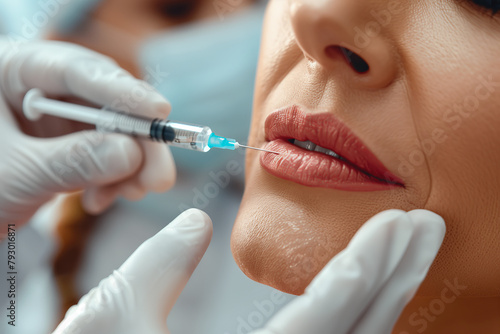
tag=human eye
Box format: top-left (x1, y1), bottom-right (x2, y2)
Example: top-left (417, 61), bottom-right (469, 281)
top-left (157, 0), bottom-right (199, 19)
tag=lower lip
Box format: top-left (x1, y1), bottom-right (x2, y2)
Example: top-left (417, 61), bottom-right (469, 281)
top-left (260, 139), bottom-right (399, 191)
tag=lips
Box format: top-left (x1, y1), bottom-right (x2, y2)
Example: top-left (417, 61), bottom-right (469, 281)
top-left (260, 106), bottom-right (404, 191)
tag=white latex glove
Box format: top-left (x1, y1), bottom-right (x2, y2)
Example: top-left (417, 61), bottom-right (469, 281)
top-left (252, 209), bottom-right (445, 334)
top-left (53, 209), bottom-right (213, 334)
top-left (0, 38), bottom-right (176, 225)
top-left (52, 209), bottom-right (445, 334)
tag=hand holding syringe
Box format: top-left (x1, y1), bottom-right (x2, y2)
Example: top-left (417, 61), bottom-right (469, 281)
top-left (23, 89), bottom-right (279, 154)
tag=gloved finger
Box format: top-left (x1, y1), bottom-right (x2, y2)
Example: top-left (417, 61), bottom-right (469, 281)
top-left (1, 132), bottom-right (142, 224)
top-left (52, 209), bottom-right (212, 334)
top-left (95, 140), bottom-right (176, 200)
top-left (81, 141), bottom-right (176, 214)
top-left (117, 209), bottom-right (212, 322)
top-left (8, 42), bottom-right (171, 119)
top-left (23, 131), bottom-right (141, 193)
top-left (252, 210), bottom-right (415, 334)
top-left (351, 210), bottom-right (446, 334)
top-left (81, 186), bottom-right (120, 215)
top-left (82, 179), bottom-right (147, 215)
top-left (64, 57), bottom-right (171, 119)
top-left (134, 140), bottom-right (176, 192)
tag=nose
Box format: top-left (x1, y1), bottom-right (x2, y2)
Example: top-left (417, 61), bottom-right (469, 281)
top-left (289, 0), bottom-right (400, 89)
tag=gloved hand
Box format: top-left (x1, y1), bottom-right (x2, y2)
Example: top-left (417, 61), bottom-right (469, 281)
top-left (52, 209), bottom-right (445, 334)
top-left (0, 38), bottom-right (176, 225)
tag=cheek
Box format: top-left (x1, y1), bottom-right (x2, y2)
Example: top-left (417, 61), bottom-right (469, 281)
top-left (414, 73), bottom-right (500, 293)
top-left (399, 14), bottom-right (500, 294)
top-left (253, 0), bottom-right (302, 106)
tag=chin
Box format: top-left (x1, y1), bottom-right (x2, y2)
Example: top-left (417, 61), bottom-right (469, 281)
top-left (230, 190), bottom-right (342, 295)
top-left (230, 159), bottom-right (414, 295)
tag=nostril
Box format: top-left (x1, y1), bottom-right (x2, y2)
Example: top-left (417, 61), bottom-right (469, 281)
top-left (340, 47), bottom-right (370, 73)
top-left (325, 46), bottom-right (370, 74)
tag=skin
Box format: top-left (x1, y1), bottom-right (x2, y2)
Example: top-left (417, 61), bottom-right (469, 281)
top-left (230, 0), bottom-right (500, 332)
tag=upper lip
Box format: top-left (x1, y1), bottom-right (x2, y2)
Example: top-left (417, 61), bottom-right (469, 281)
top-left (264, 106), bottom-right (403, 185)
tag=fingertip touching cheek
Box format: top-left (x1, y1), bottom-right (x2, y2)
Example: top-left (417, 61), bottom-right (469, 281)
top-left (231, 0), bottom-right (500, 297)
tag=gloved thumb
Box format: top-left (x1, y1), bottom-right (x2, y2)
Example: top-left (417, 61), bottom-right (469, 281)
top-left (23, 130), bottom-right (141, 192)
top-left (42, 131), bottom-right (143, 190)
top-left (52, 209), bottom-right (213, 334)
top-left (2, 130), bottom-right (143, 224)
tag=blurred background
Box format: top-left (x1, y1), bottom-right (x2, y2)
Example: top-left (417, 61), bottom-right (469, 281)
top-left (0, 0), bottom-right (295, 333)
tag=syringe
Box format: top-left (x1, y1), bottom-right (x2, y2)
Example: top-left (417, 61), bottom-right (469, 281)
top-left (22, 89), bottom-right (279, 154)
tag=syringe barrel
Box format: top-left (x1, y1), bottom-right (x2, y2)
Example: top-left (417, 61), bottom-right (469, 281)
top-left (97, 111), bottom-right (152, 137)
top-left (98, 113), bottom-right (213, 152)
top-left (150, 120), bottom-right (213, 152)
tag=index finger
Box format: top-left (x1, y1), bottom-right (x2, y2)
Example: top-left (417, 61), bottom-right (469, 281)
top-left (65, 57), bottom-right (171, 119)
top-left (15, 41), bottom-right (171, 119)
top-left (118, 209), bottom-right (212, 318)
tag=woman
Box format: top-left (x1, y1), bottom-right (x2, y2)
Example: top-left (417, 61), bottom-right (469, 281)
top-left (231, 0), bottom-right (500, 333)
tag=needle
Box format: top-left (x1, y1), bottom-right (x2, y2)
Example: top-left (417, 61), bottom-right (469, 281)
top-left (237, 143), bottom-right (280, 154)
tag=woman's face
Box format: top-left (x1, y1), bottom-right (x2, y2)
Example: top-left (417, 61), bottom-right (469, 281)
top-left (231, 0), bottom-right (500, 296)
